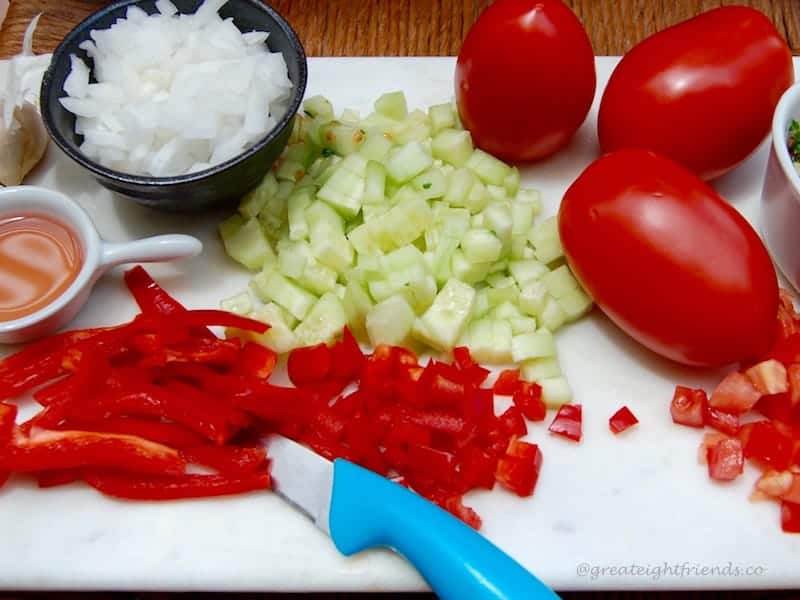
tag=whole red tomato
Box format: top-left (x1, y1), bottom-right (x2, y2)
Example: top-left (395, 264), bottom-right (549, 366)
top-left (558, 149), bottom-right (778, 368)
top-left (598, 6), bottom-right (793, 181)
top-left (455, 0), bottom-right (596, 162)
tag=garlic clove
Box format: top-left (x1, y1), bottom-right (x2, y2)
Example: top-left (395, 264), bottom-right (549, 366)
top-left (0, 100), bottom-right (49, 186)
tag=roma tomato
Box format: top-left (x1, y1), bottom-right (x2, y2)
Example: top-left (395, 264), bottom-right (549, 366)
top-left (559, 149), bottom-right (779, 367)
top-left (455, 0), bottom-right (595, 162)
top-left (598, 6), bottom-right (793, 181)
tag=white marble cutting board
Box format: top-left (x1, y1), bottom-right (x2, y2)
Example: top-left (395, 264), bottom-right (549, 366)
top-left (0, 57), bottom-right (799, 592)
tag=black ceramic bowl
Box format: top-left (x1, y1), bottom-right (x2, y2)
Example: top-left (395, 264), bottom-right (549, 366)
top-left (40, 0), bottom-right (307, 212)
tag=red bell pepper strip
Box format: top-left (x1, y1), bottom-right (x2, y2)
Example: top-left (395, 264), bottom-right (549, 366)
top-left (609, 406), bottom-right (639, 435)
top-left (83, 469), bottom-right (270, 500)
top-left (182, 446), bottom-right (268, 477)
top-left (37, 469), bottom-right (82, 488)
top-left (124, 265), bottom-right (187, 316)
top-left (59, 417), bottom-right (206, 450)
top-left (287, 343), bottom-right (332, 387)
top-left (330, 327), bottom-right (365, 382)
top-left (548, 404), bottom-right (582, 442)
top-left (137, 337), bottom-right (243, 369)
top-left (1, 429), bottom-right (185, 475)
top-left (174, 310), bottom-right (269, 334)
top-left (0, 403), bottom-right (16, 442)
top-left (233, 342), bottom-right (278, 380)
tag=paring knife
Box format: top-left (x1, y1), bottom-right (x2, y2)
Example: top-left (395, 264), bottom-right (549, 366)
top-left (264, 434), bottom-right (560, 600)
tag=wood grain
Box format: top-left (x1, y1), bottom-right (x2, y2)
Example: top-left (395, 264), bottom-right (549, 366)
top-left (1, 0), bottom-right (799, 58)
top-left (0, 0), bottom-right (798, 598)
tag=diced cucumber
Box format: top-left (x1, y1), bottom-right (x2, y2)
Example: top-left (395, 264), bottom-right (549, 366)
top-left (428, 102), bottom-right (456, 134)
top-left (431, 234), bottom-right (459, 283)
top-left (539, 376), bottom-right (572, 408)
top-left (444, 168), bottom-right (475, 207)
top-left (543, 265), bottom-right (579, 299)
top-left (406, 274), bottom-right (438, 313)
top-left (340, 153), bottom-right (369, 177)
top-left (466, 148), bottom-right (511, 186)
top-left (377, 196), bottom-right (433, 250)
top-left (483, 202), bottom-right (513, 241)
top-left (366, 295), bottom-right (416, 346)
top-left (521, 357), bottom-right (561, 382)
top-left (504, 167), bottom-right (520, 197)
top-left (287, 187), bottom-right (313, 241)
top-left (558, 286), bottom-right (593, 322)
top-left (298, 257), bottom-right (338, 296)
top-left (487, 274), bottom-right (516, 289)
top-left (317, 166), bottom-right (365, 217)
top-left (340, 108), bottom-right (360, 125)
top-left (221, 217), bottom-right (275, 271)
top-left (375, 91), bottom-right (408, 120)
top-left (510, 236), bottom-right (530, 260)
top-left (293, 292), bottom-right (347, 346)
top-left (250, 268), bottom-right (317, 320)
top-left (461, 229), bottom-right (502, 263)
top-left (471, 288), bottom-right (491, 320)
top-left (359, 130), bottom-right (394, 162)
top-left (310, 224), bottom-right (354, 273)
top-left (363, 160), bottom-right (387, 204)
top-left (244, 303), bottom-right (298, 354)
top-left (519, 280), bottom-right (548, 317)
top-left (385, 141), bottom-right (433, 183)
top-left (343, 280), bottom-right (374, 340)
top-left (390, 110), bottom-right (432, 144)
top-left (347, 223), bottom-right (381, 255)
top-left (540, 293), bottom-right (567, 332)
top-left (276, 159), bottom-right (305, 183)
top-left (314, 155), bottom-right (343, 186)
top-left (306, 200), bottom-right (345, 235)
top-left (516, 188), bottom-right (542, 213)
top-left (303, 95), bottom-right (335, 121)
top-left (432, 129), bottom-right (473, 168)
top-left (485, 285), bottom-right (519, 307)
top-left (465, 179), bottom-right (488, 214)
top-left (413, 278), bottom-right (476, 351)
top-left (412, 168), bottom-right (447, 200)
top-left (509, 259), bottom-right (549, 287)
top-left (510, 317), bottom-right (538, 335)
top-left (381, 245), bottom-right (426, 273)
top-left (219, 213), bottom-right (244, 240)
top-left (451, 249), bottom-right (492, 285)
top-left (464, 318), bottom-right (513, 364)
top-left (511, 329), bottom-right (556, 362)
top-left (220, 292), bottom-right (253, 316)
top-left (491, 300), bottom-right (524, 320)
top-left (319, 121), bottom-right (366, 155)
top-left (511, 200), bottom-right (536, 237)
top-left (278, 240), bottom-right (310, 280)
top-left (239, 171), bottom-right (277, 219)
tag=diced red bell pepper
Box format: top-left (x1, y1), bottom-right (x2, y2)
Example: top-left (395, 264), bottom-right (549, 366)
top-left (670, 386), bottom-right (707, 428)
top-left (493, 369), bottom-right (520, 396)
top-left (1, 429), bottom-right (186, 475)
top-left (609, 406), bottom-right (639, 435)
top-left (451, 346), bottom-right (490, 386)
top-left (781, 501), bottom-right (800, 533)
top-left (382, 419), bottom-right (433, 449)
top-left (706, 437), bottom-right (744, 481)
top-left (83, 469), bottom-right (270, 500)
top-left (0, 403), bottom-right (17, 442)
top-left (407, 444), bottom-right (457, 484)
top-left (498, 406), bottom-right (527, 438)
top-left (789, 365), bottom-right (800, 408)
top-left (495, 439), bottom-right (543, 497)
top-left (287, 343), bottom-right (332, 387)
top-left (458, 444), bottom-right (497, 490)
top-left (419, 362), bottom-right (469, 409)
top-left (396, 406), bottom-right (470, 439)
top-left (443, 495), bottom-right (482, 530)
top-left (704, 405), bottom-right (740, 436)
top-left (709, 371), bottom-right (762, 414)
top-left (182, 446), bottom-right (268, 477)
top-left (229, 382), bottom-right (316, 423)
top-left (740, 421), bottom-right (794, 471)
top-left (330, 328), bottom-right (365, 382)
top-left (548, 404), bottom-right (582, 442)
top-left (745, 359), bottom-right (789, 395)
top-left (512, 381), bottom-right (546, 421)
top-left (465, 387), bottom-right (495, 428)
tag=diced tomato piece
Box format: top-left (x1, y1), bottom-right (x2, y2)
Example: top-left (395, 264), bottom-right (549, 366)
top-left (754, 393), bottom-right (797, 424)
top-left (548, 404), bottom-right (582, 442)
top-left (709, 372), bottom-right (761, 414)
top-left (458, 445), bottom-right (497, 490)
top-left (512, 381), bottom-right (546, 421)
top-left (498, 406), bottom-right (527, 438)
top-left (698, 432), bottom-right (730, 464)
top-left (789, 365), bottom-right (800, 408)
top-left (609, 405), bottom-right (639, 434)
top-left (781, 501), bottom-right (800, 533)
top-left (745, 359), bottom-right (789, 395)
top-left (704, 405), bottom-right (740, 436)
top-left (707, 437), bottom-right (744, 481)
top-left (286, 343), bottom-right (332, 387)
top-left (741, 421), bottom-right (794, 471)
top-left (670, 386), bottom-right (707, 428)
top-left (495, 440), bottom-right (542, 497)
top-left (330, 328), bottom-right (365, 382)
top-left (493, 369), bottom-right (520, 396)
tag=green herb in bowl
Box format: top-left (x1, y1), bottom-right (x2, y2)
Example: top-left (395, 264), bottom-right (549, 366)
top-left (788, 119), bottom-right (800, 168)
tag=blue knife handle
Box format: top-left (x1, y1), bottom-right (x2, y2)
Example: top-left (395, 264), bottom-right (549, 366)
top-left (327, 459), bottom-right (560, 600)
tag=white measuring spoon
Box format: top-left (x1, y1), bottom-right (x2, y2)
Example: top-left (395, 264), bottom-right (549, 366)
top-left (0, 185), bottom-right (202, 344)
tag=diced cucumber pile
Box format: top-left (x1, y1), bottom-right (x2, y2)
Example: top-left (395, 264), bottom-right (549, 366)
top-left (219, 92), bottom-right (593, 398)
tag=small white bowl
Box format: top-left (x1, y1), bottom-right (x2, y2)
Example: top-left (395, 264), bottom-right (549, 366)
top-left (0, 186), bottom-right (202, 344)
top-left (762, 82), bottom-right (800, 292)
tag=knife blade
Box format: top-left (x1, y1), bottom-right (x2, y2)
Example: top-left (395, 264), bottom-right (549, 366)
top-left (264, 434), bottom-right (560, 600)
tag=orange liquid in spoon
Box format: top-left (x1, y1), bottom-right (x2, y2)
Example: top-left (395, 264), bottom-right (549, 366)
top-left (0, 214), bottom-right (83, 322)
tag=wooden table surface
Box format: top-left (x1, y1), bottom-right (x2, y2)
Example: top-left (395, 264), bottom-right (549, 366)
top-left (1, 0), bottom-right (799, 598)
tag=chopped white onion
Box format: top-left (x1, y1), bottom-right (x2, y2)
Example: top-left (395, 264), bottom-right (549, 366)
top-left (59, 0), bottom-right (292, 177)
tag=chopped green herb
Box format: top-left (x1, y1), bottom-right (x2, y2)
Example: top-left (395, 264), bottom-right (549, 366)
top-left (322, 147), bottom-right (334, 157)
top-left (422, 182), bottom-right (432, 189)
